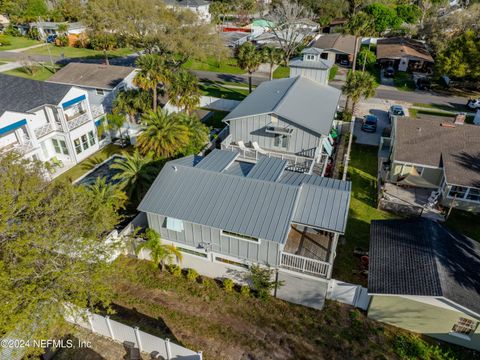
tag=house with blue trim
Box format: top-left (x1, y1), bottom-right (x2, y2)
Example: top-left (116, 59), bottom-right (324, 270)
top-left (0, 74), bottom-right (104, 177)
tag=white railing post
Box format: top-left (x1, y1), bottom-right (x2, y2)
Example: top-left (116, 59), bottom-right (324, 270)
top-left (86, 310), bottom-right (95, 332)
top-left (105, 316), bottom-right (115, 340)
top-left (134, 326), bottom-right (142, 352)
top-left (198, 350), bottom-right (203, 360)
top-left (165, 338), bottom-right (172, 360)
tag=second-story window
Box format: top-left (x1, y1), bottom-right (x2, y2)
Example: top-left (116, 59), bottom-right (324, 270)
top-left (96, 89), bottom-right (105, 95)
top-left (274, 134), bottom-right (289, 149)
top-left (88, 131), bottom-right (96, 146)
top-left (81, 135), bottom-right (89, 151)
top-left (74, 139), bottom-right (82, 154)
top-left (305, 54), bottom-right (315, 61)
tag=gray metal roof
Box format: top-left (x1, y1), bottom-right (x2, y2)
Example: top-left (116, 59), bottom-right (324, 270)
top-left (288, 58), bottom-right (332, 70)
top-left (196, 149), bottom-right (239, 172)
top-left (369, 218), bottom-right (480, 315)
top-left (279, 171), bottom-right (351, 191)
top-left (224, 76), bottom-right (341, 136)
top-left (0, 74), bottom-right (72, 115)
top-left (138, 150), bottom-right (351, 242)
top-left (246, 157), bottom-right (287, 182)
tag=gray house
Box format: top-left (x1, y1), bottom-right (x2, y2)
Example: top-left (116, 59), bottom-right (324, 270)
top-left (138, 149), bottom-right (351, 309)
top-left (221, 49), bottom-right (341, 175)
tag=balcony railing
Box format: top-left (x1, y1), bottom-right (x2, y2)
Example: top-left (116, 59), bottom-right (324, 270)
top-left (279, 251), bottom-right (330, 278)
top-left (12, 139), bottom-right (35, 154)
top-left (34, 123), bottom-right (56, 138)
top-left (91, 105), bottom-right (105, 119)
top-left (67, 112), bottom-right (91, 130)
top-left (221, 135), bottom-right (315, 174)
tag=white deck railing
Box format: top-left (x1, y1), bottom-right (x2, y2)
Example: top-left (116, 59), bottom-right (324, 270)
top-left (67, 112), bottom-right (91, 130)
top-left (34, 122), bottom-right (56, 138)
top-left (280, 251), bottom-right (330, 278)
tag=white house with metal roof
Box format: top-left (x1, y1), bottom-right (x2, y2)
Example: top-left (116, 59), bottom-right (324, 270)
top-left (221, 48), bottom-right (340, 175)
top-left (0, 74), bottom-right (104, 178)
top-left (138, 149), bottom-right (351, 309)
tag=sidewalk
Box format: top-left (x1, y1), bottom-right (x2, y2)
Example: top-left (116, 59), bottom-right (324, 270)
top-left (6, 43), bottom-right (46, 53)
top-left (0, 61), bottom-right (22, 72)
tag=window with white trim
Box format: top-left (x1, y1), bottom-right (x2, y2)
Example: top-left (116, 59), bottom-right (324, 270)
top-left (88, 130), bottom-right (96, 146)
top-left (466, 188), bottom-right (480, 202)
top-left (96, 89), bottom-right (105, 95)
top-left (305, 54), bottom-right (315, 61)
top-left (165, 217), bottom-right (184, 232)
top-left (59, 140), bottom-right (68, 155)
top-left (448, 185), bottom-right (468, 199)
top-left (81, 134), bottom-right (89, 151)
top-left (52, 139), bottom-right (61, 154)
top-left (74, 138), bottom-right (82, 154)
top-left (451, 317), bottom-right (478, 337)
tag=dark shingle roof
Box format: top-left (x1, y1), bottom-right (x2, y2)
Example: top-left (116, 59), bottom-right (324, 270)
top-left (0, 74), bottom-right (72, 115)
top-left (393, 117), bottom-right (480, 188)
top-left (369, 218), bottom-right (480, 314)
top-left (48, 63), bottom-right (135, 90)
top-left (377, 37), bottom-right (433, 62)
top-left (313, 33), bottom-right (360, 55)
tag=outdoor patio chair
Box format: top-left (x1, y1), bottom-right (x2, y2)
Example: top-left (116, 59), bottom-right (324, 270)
top-left (252, 141), bottom-right (268, 155)
top-left (237, 141), bottom-right (247, 151)
top-left (51, 156), bottom-right (64, 168)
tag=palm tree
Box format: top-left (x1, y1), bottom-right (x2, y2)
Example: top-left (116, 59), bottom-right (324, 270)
top-left (342, 70), bottom-right (378, 115)
top-left (235, 42), bottom-right (263, 93)
top-left (343, 12), bottom-right (375, 72)
top-left (175, 112), bottom-right (209, 154)
top-left (167, 70), bottom-right (201, 114)
top-left (110, 150), bottom-right (157, 204)
top-left (106, 113), bottom-right (126, 147)
top-left (134, 54), bottom-right (171, 111)
top-left (137, 109), bottom-right (191, 158)
top-left (262, 46), bottom-right (283, 80)
top-left (85, 177), bottom-right (128, 212)
top-left (135, 228), bottom-right (183, 270)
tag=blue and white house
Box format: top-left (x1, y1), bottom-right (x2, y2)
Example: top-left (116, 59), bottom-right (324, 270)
top-left (0, 74), bottom-right (103, 177)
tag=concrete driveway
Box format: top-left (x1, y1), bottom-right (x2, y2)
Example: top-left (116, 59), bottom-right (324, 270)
top-left (353, 105), bottom-right (391, 146)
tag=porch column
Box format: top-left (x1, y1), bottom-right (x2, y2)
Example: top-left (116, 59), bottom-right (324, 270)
top-left (326, 233), bottom-right (340, 279)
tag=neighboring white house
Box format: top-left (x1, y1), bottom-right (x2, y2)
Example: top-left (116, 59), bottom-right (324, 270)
top-left (164, 0), bottom-right (211, 23)
top-left (18, 22), bottom-right (86, 39)
top-left (0, 74), bottom-right (104, 177)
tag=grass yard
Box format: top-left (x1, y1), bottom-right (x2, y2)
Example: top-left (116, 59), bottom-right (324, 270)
top-left (393, 72), bottom-right (416, 91)
top-left (25, 44), bottom-right (134, 59)
top-left (55, 144), bottom-right (132, 183)
top-left (273, 65), bottom-right (290, 79)
top-left (202, 110), bottom-right (229, 129)
top-left (446, 209), bottom-right (480, 242)
top-left (4, 64), bottom-right (60, 81)
top-left (333, 144), bottom-right (396, 285)
top-left (105, 256), bottom-right (474, 360)
top-left (183, 56), bottom-right (243, 74)
top-left (0, 35), bottom-right (42, 51)
top-left (200, 82), bottom-right (249, 101)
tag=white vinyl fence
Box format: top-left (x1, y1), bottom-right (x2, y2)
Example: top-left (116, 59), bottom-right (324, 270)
top-left (66, 311), bottom-right (202, 360)
top-left (327, 279), bottom-right (371, 310)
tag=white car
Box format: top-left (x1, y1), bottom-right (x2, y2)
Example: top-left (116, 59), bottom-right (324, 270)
top-left (467, 99), bottom-right (480, 110)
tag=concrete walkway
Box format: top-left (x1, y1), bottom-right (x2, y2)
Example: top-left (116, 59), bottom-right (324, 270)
top-left (7, 43), bottom-right (47, 53)
top-left (0, 61), bottom-right (22, 72)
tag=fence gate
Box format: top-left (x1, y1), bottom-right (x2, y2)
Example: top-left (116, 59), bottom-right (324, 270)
top-left (327, 279), bottom-right (371, 310)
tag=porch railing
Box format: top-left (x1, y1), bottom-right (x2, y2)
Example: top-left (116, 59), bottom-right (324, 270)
top-left (221, 136), bottom-right (315, 174)
top-left (67, 112), bottom-right (91, 130)
top-left (34, 122), bottom-right (56, 138)
top-left (279, 251), bottom-right (330, 278)
top-left (91, 104), bottom-right (105, 119)
top-left (12, 140), bottom-right (35, 154)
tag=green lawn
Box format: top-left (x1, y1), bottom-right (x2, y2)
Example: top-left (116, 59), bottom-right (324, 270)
top-left (183, 56), bottom-right (244, 74)
top-left (393, 72), bottom-right (416, 91)
top-left (446, 209), bottom-right (480, 242)
top-left (273, 65), bottom-right (290, 79)
top-left (104, 256), bottom-right (470, 360)
top-left (202, 110), bottom-right (229, 129)
top-left (25, 44), bottom-right (134, 59)
top-left (333, 144), bottom-right (396, 285)
top-left (4, 65), bottom-right (60, 81)
top-left (200, 82), bottom-right (250, 101)
top-left (55, 144), bottom-right (131, 183)
top-left (0, 35), bottom-right (42, 51)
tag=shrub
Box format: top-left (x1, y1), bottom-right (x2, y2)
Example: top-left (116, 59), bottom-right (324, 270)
top-left (392, 334), bottom-right (454, 360)
top-left (328, 65), bottom-right (338, 81)
top-left (4, 25), bottom-right (21, 37)
top-left (0, 35), bottom-right (11, 47)
top-left (168, 264), bottom-right (181, 277)
top-left (186, 268), bottom-right (198, 282)
top-left (342, 111), bottom-right (353, 122)
top-left (222, 278), bottom-right (234, 292)
top-left (240, 284), bottom-right (250, 297)
top-left (245, 265), bottom-right (283, 299)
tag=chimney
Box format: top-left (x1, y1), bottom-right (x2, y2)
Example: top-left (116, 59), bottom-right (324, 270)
top-left (454, 113), bottom-right (466, 125)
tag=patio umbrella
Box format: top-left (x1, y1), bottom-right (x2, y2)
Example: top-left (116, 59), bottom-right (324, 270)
top-left (397, 167), bottom-right (438, 189)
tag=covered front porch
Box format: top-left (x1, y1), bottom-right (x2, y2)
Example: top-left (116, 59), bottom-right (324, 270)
top-left (279, 224), bottom-right (334, 278)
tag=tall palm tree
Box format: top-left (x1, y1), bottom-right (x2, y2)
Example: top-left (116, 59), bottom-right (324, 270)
top-left (262, 46), bottom-right (284, 80)
top-left (85, 177), bottom-right (128, 212)
top-left (343, 12), bottom-right (375, 72)
top-left (342, 70), bottom-right (378, 115)
top-left (135, 228), bottom-right (183, 270)
top-left (235, 42), bottom-right (263, 93)
top-left (134, 54), bottom-right (171, 111)
top-left (137, 109), bottom-right (191, 158)
top-left (106, 113), bottom-right (126, 147)
top-left (110, 150), bottom-right (157, 204)
top-left (113, 90), bottom-right (152, 124)
top-left (167, 70), bottom-right (201, 114)
top-left (175, 112), bottom-right (209, 155)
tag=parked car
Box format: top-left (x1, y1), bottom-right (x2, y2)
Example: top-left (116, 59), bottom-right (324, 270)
top-left (466, 98), bottom-right (480, 110)
top-left (361, 115), bottom-right (378, 132)
top-left (46, 34), bottom-right (57, 43)
top-left (388, 105), bottom-right (405, 121)
top-left (339, 59), bottom-right (350, 66)
top-left (416, 77), bottom-right (431, 90)
top-left (384, 67), bottom-right (395, 78)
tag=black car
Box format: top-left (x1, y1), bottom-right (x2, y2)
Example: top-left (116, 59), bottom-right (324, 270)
top-left (384, 67), bottom-right (395, 78)
top-left (361, 115), bottom-right (378, 133)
